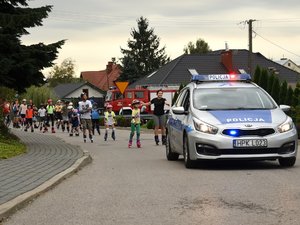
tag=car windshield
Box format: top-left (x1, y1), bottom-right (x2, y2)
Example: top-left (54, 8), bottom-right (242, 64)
top-left (193, 87), bottom-right (276, 110)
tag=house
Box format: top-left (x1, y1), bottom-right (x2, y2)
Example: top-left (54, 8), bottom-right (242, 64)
top-left (53, 81), bottom-right (105, 106)
top-left (130, 49), bottom-right (300, 88)
top-left (276, 58), bottom-right (300, 74)
top-left (80, 61), bottom-right (122, 91)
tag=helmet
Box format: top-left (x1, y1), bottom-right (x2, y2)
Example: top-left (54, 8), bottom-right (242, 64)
top-left (68, 102), bottom-right (73, 106)
top-left (106, 104), bottom-right (113, 109)
top-left (57, 100), bottom-right (61, 103)
top-left (67, 105), bottom-right (73, 110)
top-left (22, 99), bottom-right (26, 102)
top-left (132, 99), bottom-right (140, 105)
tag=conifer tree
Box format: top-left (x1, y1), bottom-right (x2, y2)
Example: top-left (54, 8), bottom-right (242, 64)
top-left (253, 66), bottom-right (261, 84)
top-left (271, 77), bottom-right (280, 103)
top-left (293, 82), bottom-right (300, 107)
top-left (279, 80), bottom-right (288, 104)
top-left (259, 68), bottom-right (269, 90)
top-left (267, 72), bottom-right (275, 95)
top-left (285, 86), bottom-right (294, 106)
top-left (119, 17), bottom-right (170, 83)
top-left (0, 0), bottom-right (65, 92)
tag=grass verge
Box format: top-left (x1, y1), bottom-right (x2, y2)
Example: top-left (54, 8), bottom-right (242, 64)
top-left (0, 132), bottom-right (26, 159)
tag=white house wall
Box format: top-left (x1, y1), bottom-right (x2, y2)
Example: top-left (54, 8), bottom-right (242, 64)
top-left (65, 84), bottom-right (104, 98)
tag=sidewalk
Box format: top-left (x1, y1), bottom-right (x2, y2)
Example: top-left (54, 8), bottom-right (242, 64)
top-left (0, 129), bottom-right (92, 221)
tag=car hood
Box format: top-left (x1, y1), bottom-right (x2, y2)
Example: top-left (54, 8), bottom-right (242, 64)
top-left (193, 108), bottom-right (288, 126)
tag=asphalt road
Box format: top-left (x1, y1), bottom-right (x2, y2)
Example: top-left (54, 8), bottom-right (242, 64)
top-left (3, 128), bottom-right (300, 225)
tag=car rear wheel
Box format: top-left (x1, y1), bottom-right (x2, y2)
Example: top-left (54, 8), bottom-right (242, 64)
top-left (183, 134), bottom-right (196, 168)
top-left (278, 157), bottom-right (296, 167)
top-left (166, 134), bottom-right (179, 161)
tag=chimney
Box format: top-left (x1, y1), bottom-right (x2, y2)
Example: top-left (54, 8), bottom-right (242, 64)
top-left (221, 50), bottom-right (233, 73)
top-left (106, 61), bottom-right (113, 74)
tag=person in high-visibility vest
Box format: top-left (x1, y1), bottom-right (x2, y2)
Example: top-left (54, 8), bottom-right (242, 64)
top-left (104, 104), bottom-right (116, 141)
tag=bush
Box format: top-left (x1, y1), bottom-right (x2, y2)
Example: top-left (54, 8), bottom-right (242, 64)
top-left (116, 115), bottom-right (131, 127)
top-left (146, 119), bottom-right (155, 129)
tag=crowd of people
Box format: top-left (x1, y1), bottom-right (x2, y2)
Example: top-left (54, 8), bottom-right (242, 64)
top-left (2, 93), bottom-right (107, 143)
top-left (2, 89), bottom-right (170, 147)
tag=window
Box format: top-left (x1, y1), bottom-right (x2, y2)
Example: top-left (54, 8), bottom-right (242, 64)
top-left (135, 91), bottom-right (144, 99)
top-left (115, 92), bottom-right (123, 100)
top-left (126, 92), bottom-right (133, 99)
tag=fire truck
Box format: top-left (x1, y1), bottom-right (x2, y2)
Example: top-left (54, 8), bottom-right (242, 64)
top-left (105, 86), bottom-right (178, 114)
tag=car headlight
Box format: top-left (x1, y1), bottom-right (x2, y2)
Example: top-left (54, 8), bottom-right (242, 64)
top-left (193, 118), bottom-right (218, 134)
top-left (278, 118), bottom-right (293, 133)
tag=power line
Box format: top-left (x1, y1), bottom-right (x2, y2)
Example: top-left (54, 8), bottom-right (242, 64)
top-left (253, 30), bottom-right (300, 58)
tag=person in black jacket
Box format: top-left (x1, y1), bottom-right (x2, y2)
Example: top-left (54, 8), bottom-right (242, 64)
top-left (142, 89), bottom-right (170, 145)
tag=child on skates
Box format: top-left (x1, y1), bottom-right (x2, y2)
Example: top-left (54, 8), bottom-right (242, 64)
top-left (104, 104), bottom-right (116, 141)
top-left (70, 109), bottom-right (80, 137)
top-left (128, 99), bottom-right (141, 148)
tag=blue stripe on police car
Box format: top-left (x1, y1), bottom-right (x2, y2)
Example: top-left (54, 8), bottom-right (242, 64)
top-left (209, 110), bottom-right (272, 124)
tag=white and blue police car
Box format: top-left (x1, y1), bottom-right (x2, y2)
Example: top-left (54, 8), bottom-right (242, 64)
top-left (166, 73), bottom-right (298, 168)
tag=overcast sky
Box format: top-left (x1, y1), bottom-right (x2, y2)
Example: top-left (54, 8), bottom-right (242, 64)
top-left (22, 0), bottom-right (300, 76)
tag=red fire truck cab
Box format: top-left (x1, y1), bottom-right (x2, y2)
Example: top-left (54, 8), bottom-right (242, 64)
top-left (105, 87), bottom-right (177, 114)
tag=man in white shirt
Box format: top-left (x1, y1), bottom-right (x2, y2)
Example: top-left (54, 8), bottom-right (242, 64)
top-left (78, 92), bottom-right (93, 143)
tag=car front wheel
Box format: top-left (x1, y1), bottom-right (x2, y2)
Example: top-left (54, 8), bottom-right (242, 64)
top-left (278, 157), bottom-right (296, 167)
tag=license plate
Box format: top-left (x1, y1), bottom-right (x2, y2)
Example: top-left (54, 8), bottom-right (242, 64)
top-left (233, 139), bottom-right (268, 148)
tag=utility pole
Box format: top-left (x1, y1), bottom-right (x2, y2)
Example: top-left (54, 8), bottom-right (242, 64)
top-left (247, 19), bottom-right (256, 76)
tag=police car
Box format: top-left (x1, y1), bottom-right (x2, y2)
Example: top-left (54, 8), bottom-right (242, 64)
top-left (166, 73), bottom-right (298, 168)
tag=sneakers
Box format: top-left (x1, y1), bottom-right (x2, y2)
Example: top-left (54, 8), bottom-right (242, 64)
top-left (137, 140), bottom-right (141, 148)
top-left (128, 140), bottom-right (132, 148)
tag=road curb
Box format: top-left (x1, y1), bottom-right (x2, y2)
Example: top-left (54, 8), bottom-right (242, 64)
top-left (0, 152), bottom-right (92, 222)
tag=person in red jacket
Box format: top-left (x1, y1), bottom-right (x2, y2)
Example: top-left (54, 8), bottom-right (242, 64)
top-left (25, 104), bottom-right (34, 132)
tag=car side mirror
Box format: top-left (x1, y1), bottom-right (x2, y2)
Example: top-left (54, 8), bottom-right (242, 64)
top-left (172, 106), bottom-right (186, 115)
top-left (279, 105), bottom-right (290, 112)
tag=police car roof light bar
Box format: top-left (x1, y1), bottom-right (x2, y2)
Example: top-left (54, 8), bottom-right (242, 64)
top-left (191, 74), bottom-right (252, 82)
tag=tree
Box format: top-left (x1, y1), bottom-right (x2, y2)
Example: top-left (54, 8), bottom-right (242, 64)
top-left (284, 86), bottom-right (294, 106)
top-left (119, 16), bottom-right (170, 83)
top-left (0, 0), bottom-right (65, 93)
top-left (183, 38), bottom-right (211, 54)
top-left (21, 85), bottom-right (57, 107)
top-left (253, 66), bottom-right (261, 84)
top-left (293, 82), bottom-right (300, 107)
top-left (258, 68), bottom-right (269, 91)
top-left (279, 80), bottom-right (288, 105)
top-left (267, 72), bottom-right (275, 94)
top-left (47, 58), bottom-right (79, 87)
top-left (271, 76), bottom-right (280, 103)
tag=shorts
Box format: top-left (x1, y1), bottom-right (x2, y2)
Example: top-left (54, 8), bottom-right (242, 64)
top-left (152, 114), bottom-right (166, 128)
top-left (55, 112), bottom-right (63, 120)
top-left (81, 118), bottom-right (92, 130)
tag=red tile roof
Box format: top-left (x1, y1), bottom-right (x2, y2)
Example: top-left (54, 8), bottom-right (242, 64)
top-left (80, 62), bottom-right (122, 91)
